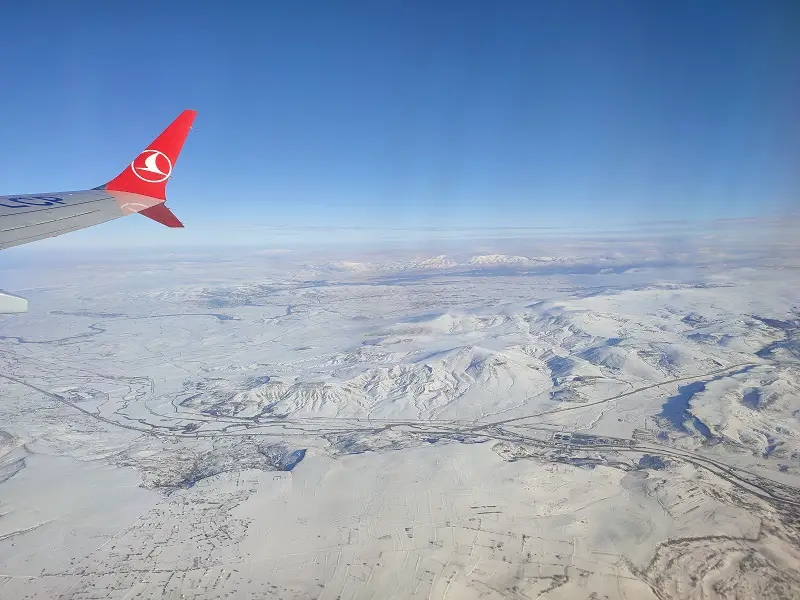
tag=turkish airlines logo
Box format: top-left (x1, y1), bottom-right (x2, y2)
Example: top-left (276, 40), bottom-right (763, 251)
top-left (131, 149), bottom-right (173, 183)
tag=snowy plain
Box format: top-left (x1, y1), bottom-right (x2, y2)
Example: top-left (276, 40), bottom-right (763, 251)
top-left (0, 222), bottom-right (799, 599)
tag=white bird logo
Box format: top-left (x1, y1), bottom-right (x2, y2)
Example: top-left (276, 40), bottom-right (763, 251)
top-left (131, 149), bottom-right (173, 183)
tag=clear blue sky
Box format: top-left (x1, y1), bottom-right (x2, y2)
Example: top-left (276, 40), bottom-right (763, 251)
top-left (0, 1), bottom-right (798, 246)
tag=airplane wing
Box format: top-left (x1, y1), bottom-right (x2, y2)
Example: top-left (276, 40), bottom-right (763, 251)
top-left (0, 189), bottom-right (175, 250)
top-left (0, 109), bottom-right (196, 313)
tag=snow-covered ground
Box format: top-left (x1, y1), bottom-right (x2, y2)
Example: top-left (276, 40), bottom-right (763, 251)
top-left (0, 227), bottom-right (798, 599)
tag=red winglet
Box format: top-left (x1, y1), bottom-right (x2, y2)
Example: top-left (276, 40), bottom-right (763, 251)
top-left (139, 203), bottom-right (184, 228)
top-left (105, 110), bottom-right (197, 200)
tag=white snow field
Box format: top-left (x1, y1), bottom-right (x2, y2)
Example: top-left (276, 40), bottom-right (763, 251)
top-left (0, 226), bottom-right (799, 599)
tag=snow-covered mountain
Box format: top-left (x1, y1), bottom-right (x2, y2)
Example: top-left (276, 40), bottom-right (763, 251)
top-left (311, 253), bottom-right (572, 274)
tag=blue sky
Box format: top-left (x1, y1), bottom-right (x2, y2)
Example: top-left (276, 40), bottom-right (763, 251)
top-left (0, 1), bottom-right (798, 247)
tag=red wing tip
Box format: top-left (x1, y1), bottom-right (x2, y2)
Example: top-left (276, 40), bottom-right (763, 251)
top-left (178, 109), bottom-right (198, 124)
top-left (139, 204), bottom-right (184, 228)
top-left (105, 109), bottom-right (197, 200)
